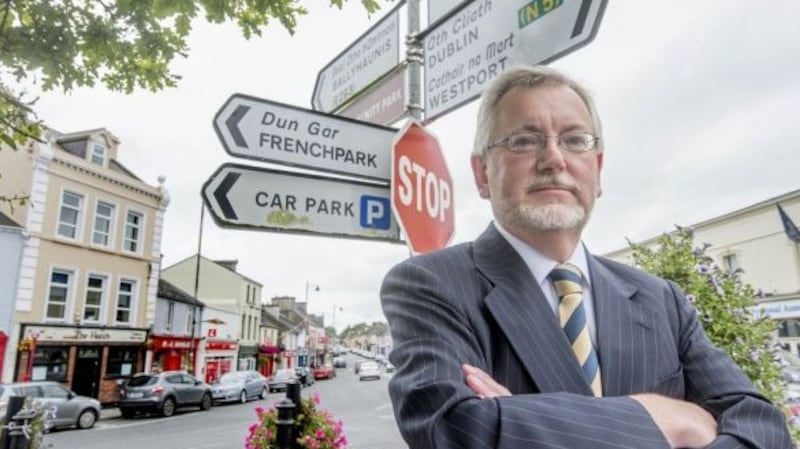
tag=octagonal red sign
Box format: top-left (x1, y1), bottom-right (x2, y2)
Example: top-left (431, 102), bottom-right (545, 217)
top-left (391, 120), bottom-right (455, 254)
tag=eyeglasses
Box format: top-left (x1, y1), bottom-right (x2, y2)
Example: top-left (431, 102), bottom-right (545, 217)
top-left (486, 131), bottom-right (600, 154)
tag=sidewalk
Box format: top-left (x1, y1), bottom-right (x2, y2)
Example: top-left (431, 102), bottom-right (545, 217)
top-left (100, 406), bottom-right (120, 420)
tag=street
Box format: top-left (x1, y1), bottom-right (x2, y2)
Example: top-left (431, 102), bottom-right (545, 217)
top-left (45, 357), bottom-right (407, 449)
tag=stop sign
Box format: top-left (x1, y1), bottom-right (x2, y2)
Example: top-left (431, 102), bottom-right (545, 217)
top-left (391, 120), bottom-right (455, 254)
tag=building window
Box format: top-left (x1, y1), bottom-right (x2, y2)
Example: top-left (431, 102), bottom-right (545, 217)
top-left (186, 309), bottom-right (194, 335)
top-left (57, 191), bottom-right (83, 239)
top-left (779, 319), bottom-right (800, 338)
top-left (92, 201), bottom-right (115, 247)
top-left (31, 346), bottom-right (69, 382)
top-left (46, 270), bottom-right (72, 320)
top-left (91, 143), bottom-right (106, 166)
top-left (123, 211), bottom-right (143, 252)
top-left (722, 253), bottom-right (739, 272)
top-left (83, 275), bottom-right (106, 322)
top-left (106, 347), bottom-right (137, 377)
top-left (116, 279), bottom-right (135, 325)
top-left (166, 302), bottom-right (175, 332)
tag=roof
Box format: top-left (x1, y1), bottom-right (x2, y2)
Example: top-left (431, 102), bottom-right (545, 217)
top-left (158, 279), bottom-right (204, 307)
top-left (604, 187), bottom-right (800, 256)
top-left (0, 211), bottom-right (22, 228)
top-left (166, 254), bottom-right (263, 287)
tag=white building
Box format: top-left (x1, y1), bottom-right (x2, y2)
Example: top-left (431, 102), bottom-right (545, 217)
top-left (604, 188), bottom-right (800, 352)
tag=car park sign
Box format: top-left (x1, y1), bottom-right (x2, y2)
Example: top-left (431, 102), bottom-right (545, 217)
top-left (213, 94), bottom-right (397, 183)
top-left (202, 163), bottom-right (402, 242)
top-left (423, 0), bottom-right (607, 121)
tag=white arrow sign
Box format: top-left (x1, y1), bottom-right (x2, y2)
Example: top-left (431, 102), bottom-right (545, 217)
top-left (214, 94), bottom-right (397, 182)
top-left (311, 4), bottom-right (401, 113)
top-left (202, 163), bottom-right (402, 242)
top-left (423, 0), bottom-right (607, 121)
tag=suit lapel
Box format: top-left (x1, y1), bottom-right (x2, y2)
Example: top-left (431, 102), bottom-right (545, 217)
top-left (588, 256), bottom-right (655, 397)
top-left (475, 225), bottom-right (592, 395)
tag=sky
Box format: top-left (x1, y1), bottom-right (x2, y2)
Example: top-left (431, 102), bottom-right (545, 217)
top-left (33, 0), bottom-right (800, 331)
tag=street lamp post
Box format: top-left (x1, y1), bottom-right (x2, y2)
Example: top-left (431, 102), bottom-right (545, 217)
top-left (304, 281), bottom-right (320, 367)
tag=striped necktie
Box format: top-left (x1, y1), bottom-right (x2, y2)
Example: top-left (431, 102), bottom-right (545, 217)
top-left (549, 263), bottom-right (602, 396)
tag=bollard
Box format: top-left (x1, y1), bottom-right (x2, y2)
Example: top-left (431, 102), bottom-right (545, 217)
top-left (2, 396), bottom-right (28, 449)
top-left (275, 398), bottom-right (296, 449)
top-left (286, 381), bottom-right (302, 408)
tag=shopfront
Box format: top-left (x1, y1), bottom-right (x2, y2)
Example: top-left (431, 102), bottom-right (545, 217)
top-left (0, 332), bottom-right (7, 380)
top-left (751, 296), bottom-right (800, 354)
top-left (258, 344), bottom-right (282, 377)
top-left (238, 344), bottom-right (258, 371)
top-left (15, 324), bottom-right (147, 403)
top-left (202, 340), bottom-right (237, 384)
top-left (149, 335), bottom-right (201, 373)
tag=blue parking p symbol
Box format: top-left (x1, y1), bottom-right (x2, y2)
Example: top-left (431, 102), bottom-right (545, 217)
top-left (360, 195), bottom-right (391, 230)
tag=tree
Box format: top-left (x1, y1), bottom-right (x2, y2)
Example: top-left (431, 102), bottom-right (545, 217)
top-left (628, 226), bottom-right (797, 440)
top-left (0, 0), bottom-right (381, 205)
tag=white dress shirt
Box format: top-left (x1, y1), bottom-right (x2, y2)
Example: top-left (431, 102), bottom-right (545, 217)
top-left (494, 222), bottom-right (598, 347)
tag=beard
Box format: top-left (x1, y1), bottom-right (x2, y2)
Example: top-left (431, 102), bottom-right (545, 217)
top-left (501, 174), bottom-right (593, 232)
top-left (508, 203), bottom-right (588, 231)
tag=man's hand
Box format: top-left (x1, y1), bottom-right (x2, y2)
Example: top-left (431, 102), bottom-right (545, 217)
top-left (630, 394), bottom-right (717, 449)
top-left (462, 364), bottom-right (511, 398)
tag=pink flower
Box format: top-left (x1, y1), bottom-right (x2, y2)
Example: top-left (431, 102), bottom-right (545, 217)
top-left (313, 392), bottom-right (321, 404)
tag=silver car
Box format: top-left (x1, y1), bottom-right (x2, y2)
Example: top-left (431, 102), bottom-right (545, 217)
top-left (268, 369), bottom-right (298, 392)
top-left (211, 371), bottom-right (268, 404)
top-left (117, 370), bottom-right (212, 418)
top-left (0, 381), bottom-right (101, 430)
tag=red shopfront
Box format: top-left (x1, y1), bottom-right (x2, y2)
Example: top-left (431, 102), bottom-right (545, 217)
top-left (203, 340), bottom-right (237, 384)
top-left (0, 332), bottom-right (7, 380)
top-left (258, 344), bottom-right (282, 377)
top-left (149, 335), bottom-right (201, 372)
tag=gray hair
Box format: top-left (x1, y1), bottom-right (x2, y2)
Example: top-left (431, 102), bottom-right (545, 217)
top-left (472, 65), bottom-right (604, 156)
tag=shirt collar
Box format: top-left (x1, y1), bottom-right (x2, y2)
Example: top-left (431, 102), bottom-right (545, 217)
top-left (494, 221), bottom-right (592, 287)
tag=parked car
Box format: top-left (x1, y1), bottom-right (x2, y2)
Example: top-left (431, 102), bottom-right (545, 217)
top-left (0, 381), bottom-right (100, 430)
top-left (268, 369), bottom-right (298, 393)
top-left (294, 366), bottom-right (315, 387)
top-left (359, 362), bottom-right (381, 381)
top-left (332, 357), bottom-right (346, 368)
top-left (313, 364), bottom-right (336, 380)
top-left (211, 371), bottom-right (268, 404)
top-left (117, 370), bottom-right (212, 418)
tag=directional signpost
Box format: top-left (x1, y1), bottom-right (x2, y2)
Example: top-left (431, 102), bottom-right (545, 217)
top-left (423, 0), bottom-right (607, 121)
top-left (428, 0), bottom-right (468, 27)
top-left (214, 94), bottom-right (397, 183)
top-left (391, 121), bottom-right (454, 254)
top-left (338, 68), bottom-right (406, 126)
top-left (311, 3), bottom-right (403, 113)
top-left (202, 163), bottom-right (401, 242)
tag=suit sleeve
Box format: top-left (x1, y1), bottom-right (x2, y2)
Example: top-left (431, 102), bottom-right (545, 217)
top-left (665, 282), bottom-right (793, 449)
top-left (381, 259), bottom-right (672, 449)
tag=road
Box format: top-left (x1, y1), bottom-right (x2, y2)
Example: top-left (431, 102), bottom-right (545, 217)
top-left (45, 356), bottom-right (407, 449)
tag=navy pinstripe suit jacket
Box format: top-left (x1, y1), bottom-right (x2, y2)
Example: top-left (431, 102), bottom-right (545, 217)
top-left (380, 224), bottom-right (791, 449)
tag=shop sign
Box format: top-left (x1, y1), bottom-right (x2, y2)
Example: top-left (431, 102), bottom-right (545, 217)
top-left (750, 298), bottom-right (800, 319)
top-left (24, 325), bottom-right (147, 343)
top-left (206, 341), bottom-right (238, 351)
top-left (152, 337), bottom-right (194, 350)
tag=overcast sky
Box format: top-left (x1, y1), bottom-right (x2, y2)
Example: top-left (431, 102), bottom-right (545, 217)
top-left (35, 0), bottom-right (800, 331)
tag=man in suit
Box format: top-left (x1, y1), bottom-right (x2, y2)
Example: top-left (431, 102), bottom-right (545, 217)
top-left (380, 65), bottom-right (791, 449)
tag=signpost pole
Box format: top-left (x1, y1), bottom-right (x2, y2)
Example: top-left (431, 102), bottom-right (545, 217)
top-left (406, 0), bottom-right (423, 120)
top-left (190, 200), bottom-right (205, 376)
